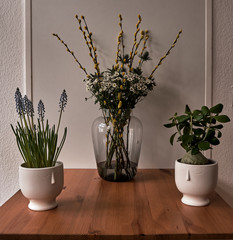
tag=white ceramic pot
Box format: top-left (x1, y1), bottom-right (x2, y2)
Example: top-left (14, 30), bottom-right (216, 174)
top-left (175, 159), bottom-right (218, 206)
top-left (19, 161), bottom-right (64, 211)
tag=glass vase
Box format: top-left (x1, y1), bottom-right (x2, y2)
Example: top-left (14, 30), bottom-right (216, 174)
top-left (92, 109), bottom-right (143, 182)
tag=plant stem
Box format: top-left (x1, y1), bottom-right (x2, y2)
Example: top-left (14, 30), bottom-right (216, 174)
top-left (202, 114), bottom-right (213, 141)
top-left (56, 108), bottom-right (63, 135)
top-left (190, 114), bottom-right (193, 135)
top-left (126, 116), bottom-right (130, 153)
top-left (175, 119), bottom-right (182, 137)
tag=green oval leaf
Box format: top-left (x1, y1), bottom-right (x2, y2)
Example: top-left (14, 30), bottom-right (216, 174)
top-left (193, 110), bottom-right (203, 121)
top-left (211, 118), bottom-right (217, 124)
top-left (191, 147), bottom-right (199, 155)
top-left (192, 122), bottom-right (202, 127)
top-left (201, 106), bottom-right (210, 116)
top-left (185, 105), bottom-right (191, 114)
top-left (210, 103), bottom-right (223, 114)
top-left (170, 132), bottom-right (177, 145)
top-left (181, 134), bottom-right (193, 144)
top-left (194, 114), bottom-right (203, 121)
top-left (193, 128), bottom-right (205, 136)
top-left (206, 129), bottom-right (215, 140)
top-left (209, 137), bottom-right (220, 145)
top-left (181, 143), bottom-right (189, 151)
top-left (198, 141), bottom-right (210, 150)
top-left (183, 126), bottom-right (190, 135)
top-left (178, 124), bottom-right (185, 131)
top-left (176, 115), bottom-right (190, 123)
top-left (210, 124), bottom-right (223, 129)
top-left (214, 115), bottom-right (230, 123)
top-left (164, 123), bottom-right (175, 128)
top-left (193, 110), bottom-right (201, 116)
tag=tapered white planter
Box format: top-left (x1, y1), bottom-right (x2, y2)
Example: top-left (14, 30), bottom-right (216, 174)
top-left (175, 159), bottom-right (218, 206)
top-left (19, 162), bottom-right (64, 211)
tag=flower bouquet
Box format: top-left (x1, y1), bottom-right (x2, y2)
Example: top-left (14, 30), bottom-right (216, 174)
top-left (53, 14), bottom-right (182, 181)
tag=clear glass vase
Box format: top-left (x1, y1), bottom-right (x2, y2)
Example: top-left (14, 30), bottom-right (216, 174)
top-left (92, 109), bottom-right (143, 182)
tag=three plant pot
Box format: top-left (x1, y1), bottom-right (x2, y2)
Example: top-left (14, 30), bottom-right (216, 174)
top-left (19, 161), bottom-right (64, 211)
top-left (175, 159), bottom-right (218, 206)
top-left (18, 159), bottom-right (218, 210)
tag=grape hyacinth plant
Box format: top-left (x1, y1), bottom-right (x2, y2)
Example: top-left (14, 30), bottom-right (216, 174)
top-left (11, 88), bottom-right (68, 168)
top-left (53, 14), bottom-right (182, 180)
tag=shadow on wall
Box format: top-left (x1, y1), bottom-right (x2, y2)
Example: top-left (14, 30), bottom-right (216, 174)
top-left (217, 182), bottom-right (233, 208)
top-left (135, 71), bottom-right (187, 168)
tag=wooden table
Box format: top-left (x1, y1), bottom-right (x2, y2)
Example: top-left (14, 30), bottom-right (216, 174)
top-left (0, 169), bottom-right (233, 240)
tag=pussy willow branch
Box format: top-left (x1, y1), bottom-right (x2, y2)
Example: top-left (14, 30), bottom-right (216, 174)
top-left (53, 33), bottom-right (88, 75)
top-left (149, 29), bottom-right (182, 79)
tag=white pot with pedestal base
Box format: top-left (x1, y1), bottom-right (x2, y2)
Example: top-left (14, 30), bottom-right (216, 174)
top-left (19, 161), bottom-right (64, 211)
top-left (175, 159), bottom-right (218, 207)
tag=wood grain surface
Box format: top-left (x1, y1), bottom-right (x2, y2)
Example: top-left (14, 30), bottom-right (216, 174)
top-left (0, 169), bottom-right (233, 240)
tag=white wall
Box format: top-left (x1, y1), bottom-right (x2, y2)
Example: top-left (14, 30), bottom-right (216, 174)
top-left (0, 0), bottom-right (25, 205)
top-left (31, 0), bottom-right (205, 169)
top-left (212, 0), bottom-right (233, 208)
top-left (0, 0), bottom-right (233, 208)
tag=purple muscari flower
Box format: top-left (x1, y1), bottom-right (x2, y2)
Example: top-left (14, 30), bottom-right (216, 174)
top-left (59, 90), bottom-right (68, 112)
top-left (15, 88), bottom-right (24, 117)
top-left (37, 100), bottom-right (45, 121)
top-left (23, 95), bottom-right (34, 117)
top-left (28, 99), bottom-right (34, 118)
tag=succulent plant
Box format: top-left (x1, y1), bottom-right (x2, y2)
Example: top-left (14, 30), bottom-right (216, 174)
top-left (164, 104), bottom-right (230, 165)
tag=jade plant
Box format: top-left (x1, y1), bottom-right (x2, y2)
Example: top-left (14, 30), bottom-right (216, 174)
top-left (164, 104), bottom-right (230, 164)
top-left (11, 88), bottom-right (68, 168)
